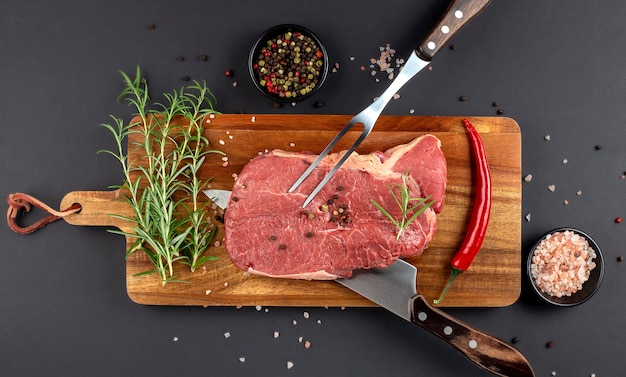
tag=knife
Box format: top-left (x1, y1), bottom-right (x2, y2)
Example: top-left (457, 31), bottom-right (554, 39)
top-left (203, 189), bottom-right (535, 377)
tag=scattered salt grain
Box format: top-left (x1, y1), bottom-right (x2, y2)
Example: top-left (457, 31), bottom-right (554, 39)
top-left (562, 158), bottom-right (568, 164)
top-left (316, 319), bottom-right (322, 324)
top-left (239, 357), bottom-right (246, 363)
top-left (392, 93), bottom-right (400, 100)
top-left (525, 213), bottom-right (531, 222)
top-left (224, 282), bottom-right (229, 287)
top-left (548, 185), bottom-right (556, 192)
top-left (173, 337), bottom-right (179, 342)
top-left (523, 174), bottom-right (533, 182)
top-left (298, 336), bottom-right (303, 342)
top-left (214, 241), bottom-right (221, 247)
top-left (292, 320), bottom-right (298, 325)
top-left (232, 81), bottom-right (238, 87)
top-left (218, 139), bottom-right (225, 145)
top-left (224, 332), bottom-right (231, 338)
top-left (303, 311), bottom-right (310, 319)
top-left (273, 331), bottom-right (280, 339)
top-left (209, 114), bottom-right (216, 119)
top-left (577, 190), bottom-right (583, 195)
top-left (563, 200), bottom-right (569, 205)
top-left (409, 109), bottom-right (415, 114)
top-left (287, 361), bottom-right (294, 369)
top-left (289, 142), bottom-right (296, 147)
top-left (205, 289), bottom-right (212, 295)
top-left (544, 135), bottom-right (551, 141)
top-left (251, 116), bottom-right (256, 122)
top-left (304, 340), bottom-right (311, 348)
top-left (256, 305), bottom-right (262, 311)
top-left (349, 56), bottom-right (355, 61)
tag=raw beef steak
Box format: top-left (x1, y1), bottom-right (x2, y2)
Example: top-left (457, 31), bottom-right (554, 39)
top-left (224, 135), bottom-right (447, 280)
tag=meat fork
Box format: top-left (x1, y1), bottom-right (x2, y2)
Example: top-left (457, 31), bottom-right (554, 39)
top-left (288, 0), bottom-right (492, 207)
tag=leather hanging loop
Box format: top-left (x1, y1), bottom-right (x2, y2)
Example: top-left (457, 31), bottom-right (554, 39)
top-left (6, 193), bottom-right (81, 234)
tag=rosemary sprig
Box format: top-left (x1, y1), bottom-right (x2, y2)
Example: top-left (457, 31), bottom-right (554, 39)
top-left (99, 66), bottom-right (223, 285)
top-left (370, 173), bottom-right (435, 240)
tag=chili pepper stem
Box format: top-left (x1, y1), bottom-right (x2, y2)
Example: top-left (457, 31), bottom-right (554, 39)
top-left (433, 267), bottom-right (463, 305)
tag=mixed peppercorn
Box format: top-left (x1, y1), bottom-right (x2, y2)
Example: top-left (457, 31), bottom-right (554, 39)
top-left (252, 29), bottom-right (325, 100)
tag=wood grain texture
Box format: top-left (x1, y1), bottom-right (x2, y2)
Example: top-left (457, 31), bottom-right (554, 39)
top-left (60, 115), bottom-right (521, 307)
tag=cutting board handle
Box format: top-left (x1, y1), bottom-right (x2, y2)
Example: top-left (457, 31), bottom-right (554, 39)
top-left (60, 190), bottom-right (134, 232)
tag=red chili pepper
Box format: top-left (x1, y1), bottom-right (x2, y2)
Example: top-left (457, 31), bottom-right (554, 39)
top-left (434, 119), bottom-right (492, 305)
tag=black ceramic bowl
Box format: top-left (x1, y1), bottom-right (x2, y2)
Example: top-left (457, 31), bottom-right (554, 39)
top-left (248, 24), bottom-right (328, 102)
top-left (527, 227), bottom-right (604, 306)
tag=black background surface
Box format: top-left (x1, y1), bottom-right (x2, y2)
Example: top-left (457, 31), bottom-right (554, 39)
top-left (2, 1), bottom-right (624, 376)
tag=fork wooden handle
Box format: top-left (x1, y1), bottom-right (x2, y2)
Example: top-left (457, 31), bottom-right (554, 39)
top-left (417, 0), bottom-right (492, 60)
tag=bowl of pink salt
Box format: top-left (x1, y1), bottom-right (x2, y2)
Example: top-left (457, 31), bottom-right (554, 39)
top-left (527, 227), bottom-right (604, 306)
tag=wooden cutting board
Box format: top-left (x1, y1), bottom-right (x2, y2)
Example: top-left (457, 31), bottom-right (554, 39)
top-left (61, 114), bottom-right (521, 307)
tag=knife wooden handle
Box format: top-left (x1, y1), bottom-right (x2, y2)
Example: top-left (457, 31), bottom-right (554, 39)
top-left (410, 295), bottom-right (535, 377)
top-left (417, 0), bottom-right (492, 60)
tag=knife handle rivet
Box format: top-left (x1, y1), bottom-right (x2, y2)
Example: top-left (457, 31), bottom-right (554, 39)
top-left (444, 326), bottom-right (453, 335)
top-left (455, 10), bottom-right (464, 19)
top-left (469, 339), bottom-right (478, 349)
top-left (427, 41), bottom-right (436, 50)
top-left (417, 312), bottom-right (428, 321)
top-left (440, 25), bottom-right (450, 34)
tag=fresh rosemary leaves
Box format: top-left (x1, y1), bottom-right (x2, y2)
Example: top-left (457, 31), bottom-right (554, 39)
top-left (99, 66), bottom-right (223, 285)
top-left (370, 173), bottom-right (434, 240)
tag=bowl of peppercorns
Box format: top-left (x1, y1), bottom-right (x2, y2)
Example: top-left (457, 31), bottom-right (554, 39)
top-left (248, 24), bottom-right (328, 102)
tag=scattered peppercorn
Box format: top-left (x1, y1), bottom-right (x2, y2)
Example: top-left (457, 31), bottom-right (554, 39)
top-left (459, 96), bottom-right (468, 102)
top-left (497, 109), bottom-right (504, 115)
top-left (449, 44), bottom-right (456, 50)
top-left (146, 23), bottom-right (156, 30)
top-left (313, 100), bottom-right (324, 108)
top-left (337, 186), bottom-right (345, 191)
top-left (181, 76), bottom-right (190, 81)
top-left (198, 54), bottom-right (208, 61)
top-left (546, 341), bottom-right (554, 348)
top-left (176, 56), bottom-right (185, 61)
top-left (231, 196), bottom-right (239, 202)
top-left (279, 244), bottom-right (286, 250)
top-left (272, 101), bottom-right (282, 109)
top-left (305, 231), bottom-right (314, 238)
top-left (617, 256), bottom-right (624, 262)
top-left (511, 337), bottom-right (520, 344)
top-left (269, 235), bottom-right (277, 241)
top-left (492, 101), bottom-right (500, 107)
top-left (215, 214), bottom-right (224, 223)
top-left (595, 145), bottom-right (602, 151)
top-left (225, 69), bottom-right (233, 77)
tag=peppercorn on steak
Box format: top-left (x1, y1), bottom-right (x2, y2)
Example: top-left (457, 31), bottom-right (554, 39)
top-left (224, 135), bottom-right (447, 280)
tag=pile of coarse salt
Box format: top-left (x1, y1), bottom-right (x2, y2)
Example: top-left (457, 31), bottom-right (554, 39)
top-left (530, 230), bottom-right (597, 297)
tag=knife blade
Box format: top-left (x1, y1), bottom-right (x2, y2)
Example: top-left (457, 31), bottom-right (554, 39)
top-left (203, 189), bottom-right (535, 376)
